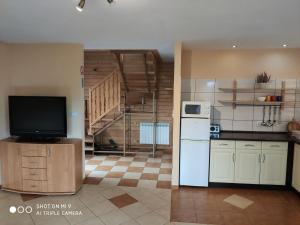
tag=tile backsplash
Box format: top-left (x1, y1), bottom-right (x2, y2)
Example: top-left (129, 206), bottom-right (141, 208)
top-left (181, 78), bottom-right (300, 132)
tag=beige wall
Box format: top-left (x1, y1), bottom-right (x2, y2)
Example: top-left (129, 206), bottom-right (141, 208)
top-left (172, 42), bottom-right (182, 186)
top-left (0, 43), bottom-right (85, 184)
top-left (182, 49), bottom-right (300, 78)
top-left (0, 43), bottom-right (10, 139)
top-left (8, 44), bottom-right (85, 139)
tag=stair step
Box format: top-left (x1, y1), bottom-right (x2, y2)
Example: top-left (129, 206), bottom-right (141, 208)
top-left (102, 118), bottom-right (114, 122)
top-left (85, 137), bottom-right (94, 143)
top-left (85, 146), bottom-right (94, 151)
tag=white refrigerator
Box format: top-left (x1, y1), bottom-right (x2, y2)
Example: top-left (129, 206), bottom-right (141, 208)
top-left (180, 117), bottom-right (210, 187)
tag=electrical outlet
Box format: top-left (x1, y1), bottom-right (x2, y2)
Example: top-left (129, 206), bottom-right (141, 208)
top-left (256, 121), bottom-right (262, 127)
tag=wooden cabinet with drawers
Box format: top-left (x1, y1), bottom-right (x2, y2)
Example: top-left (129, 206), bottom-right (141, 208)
top-left (0, 138), bottom-right (82, 195)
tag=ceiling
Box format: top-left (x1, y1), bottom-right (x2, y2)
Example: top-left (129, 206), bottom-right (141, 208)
top-left (1, 0), bottom-right (300, 60)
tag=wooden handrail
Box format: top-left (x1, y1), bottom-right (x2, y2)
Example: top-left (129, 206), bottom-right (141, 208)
top-left (88, 70), bottom-right (121, 133)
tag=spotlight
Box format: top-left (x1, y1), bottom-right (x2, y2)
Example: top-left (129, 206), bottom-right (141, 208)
top-left (283, 44), bottom-right (288, 48)
top-left (107, 0), bottom-right (114, 3)
top-left (76, 0), bottom-right (85, 12)
top-left (232, 45), bottom-right (237, 48)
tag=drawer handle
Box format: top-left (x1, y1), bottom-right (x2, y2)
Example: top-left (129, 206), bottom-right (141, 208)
top-left (30, 173), bottom-right (37, 176)
top-left (270, 145), bottom-right (280, 147)
top-left (262, 154), bottom-right (266, 163)
top-left (245, 144), bottom-right (255, 147)
top-left (30, 185), bottom-right (37, 188)
top-left (29, 162), bottom-right (38, 164)
top-left (219, 144), bottom-right (228, 146)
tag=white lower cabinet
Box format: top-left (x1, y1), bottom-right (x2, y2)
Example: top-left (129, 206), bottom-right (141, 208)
top-left (292, 144), bottom-right (300, 192)
top-left (235, 149), bottom-right (261, 184)
top-left (260, 149), bottom-right (288, 185)
top-left (210, 140), bottom-right (288, 186)
top-left (210, 148), bottom-right (235, 183)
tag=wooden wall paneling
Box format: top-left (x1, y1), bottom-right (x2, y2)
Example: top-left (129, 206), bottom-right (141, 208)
top-left (84, 51), bottom-right (174, 151)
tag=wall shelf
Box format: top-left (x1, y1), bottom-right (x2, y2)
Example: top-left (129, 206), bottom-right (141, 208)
top-left (217, 80), bottom-right (293, 110)
top-left (219, 100), bottom-right (283, 106)
top-left (219, 88), bottom-right (296, 93)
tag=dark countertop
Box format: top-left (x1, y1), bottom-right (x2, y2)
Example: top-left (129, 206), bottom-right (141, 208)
top-left (210, 131), bottom-right (300, 143)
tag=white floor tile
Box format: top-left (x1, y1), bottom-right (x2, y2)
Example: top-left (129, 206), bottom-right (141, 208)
top-left (119, 157), bottom-right (134, 162)
top-left (136, 212), bottom-right (167, 225)
top-left (147, 158), bottom-right (162, 163)
top-left (137, 180), bottom-right (157, 189)
top-left (158, 174), bottom-right (171, 181)
top-left (111, 166), bottom-right (128, 172)
top-left (143, 168), bottom-right (160, 174)
top-left (86, 200), bottom-right (118, 216)
top-left (160, 163), bottom-right (172, 169)
top-left (80, 217), bottom-right (106, 225)
top-left (101, 161), bottom-right (117, 166)
top-left (89, 171), bottom-right (108, 178)
top-left (130, 162), bottom-right (146, 167)
top-left (121, 202), bottom-right (151, 219)
top-left (123, 172), bottom-right (142, 179)
top-left (99, 178), bottom-right (121, 187)
top-left (100, 209), bottom-right (131, 225)
top-left (86, 165), bottom-right (98, 171)
top-left (102, 187), bottom-right (126, 199)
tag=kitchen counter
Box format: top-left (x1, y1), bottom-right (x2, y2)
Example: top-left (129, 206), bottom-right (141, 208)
top-left (210, 131), bottom-right (293, 142)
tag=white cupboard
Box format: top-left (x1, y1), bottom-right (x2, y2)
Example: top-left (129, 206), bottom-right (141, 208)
top-left (235, 149), bottom-right (261, 184)
top-left (210, 148), bottom-right (235, 183)
top-left (260, 149), bottom-right (288, 185)
top-left (210, 140), bottom-right (288, 186)
top-left (293, 144), bottom-right (300, 192)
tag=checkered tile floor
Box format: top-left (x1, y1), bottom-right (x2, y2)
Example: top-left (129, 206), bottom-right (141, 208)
top-left (85, 152), bottom-right (172, 189)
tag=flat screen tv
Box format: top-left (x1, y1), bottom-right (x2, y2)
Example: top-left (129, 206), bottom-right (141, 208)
top-left (9, 96), bottom-right (67, 138)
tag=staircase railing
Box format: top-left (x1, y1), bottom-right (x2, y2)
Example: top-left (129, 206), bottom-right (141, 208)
top-left (88, 70), bottom-right (121, 132)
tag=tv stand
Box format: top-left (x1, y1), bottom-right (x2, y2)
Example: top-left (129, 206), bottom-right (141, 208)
top-left (0, 138), bottom-right (82, 195)
top-left (15, 137), bottom-right (62, 143)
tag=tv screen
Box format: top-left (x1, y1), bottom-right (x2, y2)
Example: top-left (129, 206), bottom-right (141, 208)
top-left (9, 96), bottom-right (67, 138)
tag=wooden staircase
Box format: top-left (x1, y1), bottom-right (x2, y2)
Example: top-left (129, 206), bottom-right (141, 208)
top-left (85, 70), bottom-right (123, 153)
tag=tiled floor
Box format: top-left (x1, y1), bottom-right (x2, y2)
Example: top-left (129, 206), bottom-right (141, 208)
top-left (171, 187), bottom-right (300, 225)
top-left (0, 183), bottom-right (174, 225)
top-left (85, 152), bottom-right (172, 189)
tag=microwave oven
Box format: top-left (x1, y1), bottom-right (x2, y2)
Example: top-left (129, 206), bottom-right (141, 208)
top-left (181, 101), bottom-right (211, 118)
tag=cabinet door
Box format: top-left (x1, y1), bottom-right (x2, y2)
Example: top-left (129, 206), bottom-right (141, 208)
top-left (210, 148), bottom-right (235, 183)
top-left (293, 144), bottom-right (300, 192)
top-left (235, 149), bottom-right (261, 184)
top-left (1, 143), bottom-right (23, 190)
top-left (260, 149), bottom-right (287, 185)
top-left (47, 144), bottom-right (75, 193)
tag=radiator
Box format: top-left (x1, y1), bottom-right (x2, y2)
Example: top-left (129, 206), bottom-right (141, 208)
top-left (140, 122), bottom-right (170, 145)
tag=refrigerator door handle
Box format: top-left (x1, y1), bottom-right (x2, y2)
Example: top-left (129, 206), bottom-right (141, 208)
top-left (181, 139), bottom-right (209, 142)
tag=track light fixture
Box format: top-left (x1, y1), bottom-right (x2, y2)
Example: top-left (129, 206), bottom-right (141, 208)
top-left (76, 0), bottom-right (115, 12)
top-left (76, 0), bottom-right (85, 12)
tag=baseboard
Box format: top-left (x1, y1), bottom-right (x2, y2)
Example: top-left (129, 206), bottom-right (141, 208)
top-left (209, 182), bottom-right (288, 190)
top-left (291, 187), bottom-right (300, 197)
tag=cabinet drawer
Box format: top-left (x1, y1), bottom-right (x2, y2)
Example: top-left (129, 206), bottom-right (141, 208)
top-left (23, 180), bottom-right (47, 193)
top-left (21, 144), bottom-right (47, 157)
top-left (262, 142), bottom-right (288, 150)
top-left (236, 141), bottom-right (261, 150)
top-left (22, 168), bottom-right (47, 181)
top-left (21, 144), bottom-right (46, 156)
top-left (211, 140), bottom-right (235, 149)
top-left (22, 157), bottom-right (47, 168)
